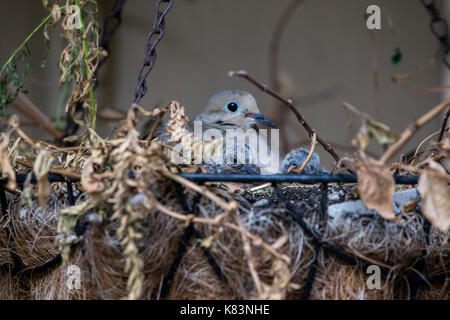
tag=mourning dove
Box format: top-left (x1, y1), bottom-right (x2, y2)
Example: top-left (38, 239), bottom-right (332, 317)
top-left (162, 90), bottom-right (327, 174)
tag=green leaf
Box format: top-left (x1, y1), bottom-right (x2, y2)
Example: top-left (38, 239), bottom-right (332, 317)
top-left (391, 47), bottom-right (402, 66)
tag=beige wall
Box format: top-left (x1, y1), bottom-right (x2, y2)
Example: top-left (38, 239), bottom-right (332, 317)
top-left (1, 0), bottom-right (447, 168)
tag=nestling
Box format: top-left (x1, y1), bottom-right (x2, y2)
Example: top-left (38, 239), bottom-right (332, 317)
top-left (162, 90), bottom-right (327, 174)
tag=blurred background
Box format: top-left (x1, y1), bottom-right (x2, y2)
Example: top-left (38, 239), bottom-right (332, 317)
top-left (1, 0), bottom-right (449, 169)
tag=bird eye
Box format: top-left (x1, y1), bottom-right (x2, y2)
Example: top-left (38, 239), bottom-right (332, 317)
top-left (225, 101), bottom-right (239, 113)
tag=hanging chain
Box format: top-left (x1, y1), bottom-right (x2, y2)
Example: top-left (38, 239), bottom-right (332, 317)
top-left (65, 0), bottom-right (127, 138)
top-left (421, 0), bottom-right (450, 68)
top-left (134, 0), bottom-right (174, 104)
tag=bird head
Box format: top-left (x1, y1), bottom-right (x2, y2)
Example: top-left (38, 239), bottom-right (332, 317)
top-left (194, 90), bottom-right (278, 132)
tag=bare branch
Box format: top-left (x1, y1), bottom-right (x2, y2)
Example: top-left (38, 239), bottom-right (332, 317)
top-left (229, 70), bottom-right (341, 164)
top-left (380, 98), bottom-right (450, 164)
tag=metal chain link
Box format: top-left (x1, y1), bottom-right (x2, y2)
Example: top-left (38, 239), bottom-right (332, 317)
top-left (421, 0), bottom-right (450, 68)
top-left (134, 0), bottom-right (174, 104)
top-left (95, 0), bottom-right (127, 84)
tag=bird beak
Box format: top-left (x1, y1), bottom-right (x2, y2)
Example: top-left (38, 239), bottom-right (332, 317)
top-left (245, 113), bottom-right (278, 128)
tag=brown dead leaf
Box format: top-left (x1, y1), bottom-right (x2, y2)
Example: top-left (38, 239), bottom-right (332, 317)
top-left (402, 199), bottom-right (420, 213)
top-left (34, 150), bottom-right (54, 209)
top-left (62, 135), bottom-right (80, 143)
top-left (356, 154), bottom-right (396, 220)
top-left (418, 162), bottom-right (450, 233)
top-left (345, 102), bottom-right (399, 150)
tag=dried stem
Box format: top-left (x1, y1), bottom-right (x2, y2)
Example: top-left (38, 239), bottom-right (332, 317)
top-left (380, 98), bottom-right (450, 164)
top-left (145, 112), bottom-right (165, 147)
top-left (11, 92), bottom-right (63, 140)
top-left (291, 138), bottom-right (379, 159)
top-left (438, 108), bottom-right (450, 142)
top-left (14, 127), bottom-right (101, 154)
top-left (15, 128), bottom-right (42, 150)
top-left (411, 130), bottom-right (443, 165)
top-left (290, 132), bottom-right (316, 174)
top-left (229, 70), bottom-right (341, 163)
top-left (234, 212), bottom-right (262, 297)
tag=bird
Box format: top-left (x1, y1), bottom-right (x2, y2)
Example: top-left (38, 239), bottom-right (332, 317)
top-left (159, 89), bottom-right (327, 175)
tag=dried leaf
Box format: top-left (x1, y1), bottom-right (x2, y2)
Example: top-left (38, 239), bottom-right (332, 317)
top-left (418, 162), bottom-right (450, 233)
top-left (0, 115), bottom-right (19, 190)
top-left (438, 137), bottom-right (450, 173)
top-left (33, 150), bottom-right (54, 209)
top-left (402, 199), bottom-right (420, 213)
top-left (356, 154), bottom-right (396, 220)
top-left (346, 102), bottom-right (399, 149)
top-left (200, 235), bottom-right (215, 249)
top-left (62, 135), bottom-right (80, 143)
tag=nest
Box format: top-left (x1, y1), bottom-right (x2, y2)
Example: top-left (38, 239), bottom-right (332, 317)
top-left (0, 182), bottom-right (448, 300)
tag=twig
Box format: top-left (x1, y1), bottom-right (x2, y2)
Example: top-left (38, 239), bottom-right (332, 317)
top-left (145, 111), bottom-right (165, 147)
top-left (15, 128), bottom-right (41, 150)
top-left (162, 170), bottom-right (237, 213)
top-left (11, 92), bottom-right (63, 140)
top-left (153, 199), bottom-right (289, 263)
top-left (288, 132), bottom-right (317, 174)
top-left (14, 128), bottom-right (100, 154)
top-left (249, 183), bottom-right (272, 192)
top-left (15, 158), bottom-right (81, 180)
top-left (380, 98), bottom-right (450, 164)
top-left (229, 70), bottom-right (341, 163)
top-left (291, 138), bottom-right (379, 159)
top-left (342, 101), bottom-right (372, 120)
top-left (234, 213), bottom-right (262, 297)
top-left (411, 130), bottom-right (443, 165)
top-left (391, 49), bottom-right (450, 93)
